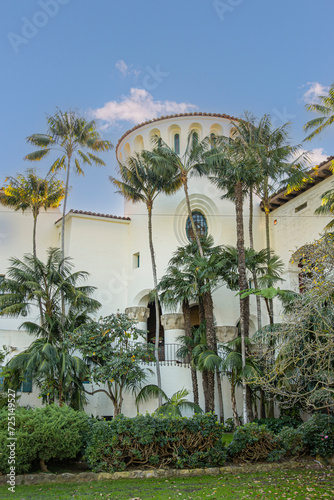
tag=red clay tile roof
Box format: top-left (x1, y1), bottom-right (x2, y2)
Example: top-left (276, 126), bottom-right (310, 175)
top-left (55, 209), bottom-right (131, 224)
top-left (115, 112), bottom-right (239, 155)
top-left (265, 156), bottom-right (334, 212)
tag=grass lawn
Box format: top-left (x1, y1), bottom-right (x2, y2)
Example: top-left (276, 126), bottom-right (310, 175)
top-left (0, 466), bottom-right (333, 499)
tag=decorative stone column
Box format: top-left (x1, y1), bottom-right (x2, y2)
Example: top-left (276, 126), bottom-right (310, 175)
top-left (161, 313), bottom-right (185, 361)
top-left (125, 307), bottom-right (150, 343)
top-left (216, 326), bottom-right (238, 344)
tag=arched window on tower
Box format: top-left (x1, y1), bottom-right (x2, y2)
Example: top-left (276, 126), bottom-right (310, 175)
top-left (174, 133), bottom-right (180, 154)
top-left (186, 211), bottom-right (208, 242)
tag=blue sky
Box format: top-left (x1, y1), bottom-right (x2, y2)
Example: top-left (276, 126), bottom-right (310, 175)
top-left (1, 0), bottom-right (334, 215)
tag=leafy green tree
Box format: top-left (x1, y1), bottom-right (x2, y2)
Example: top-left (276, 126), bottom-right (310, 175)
top-left (25, 109), bottom-right (113, 260)
top-left (110, 151), bottom-right (181, 403)
top-left (250, 234), bottom-right (334, 412)
top-left (304, 81), bottom-right (334, 141)
top-left (0, 248), bottom-right (101, 407)
top-left (136, 385), bottom-right (202, 416)
top-left (0, 168), bottom-right (65, 257)
top-left (71, 313), bottom-right (154, 416)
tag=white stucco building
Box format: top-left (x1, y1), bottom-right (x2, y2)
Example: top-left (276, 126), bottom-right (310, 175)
top-left (1, 112), bottom-right (333, 419)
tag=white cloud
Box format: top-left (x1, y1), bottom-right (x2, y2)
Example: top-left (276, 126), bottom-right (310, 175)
top-left (308, 147), bottom-right (329, 166)
top-left (115, 60), bottom-right (128, 77)
top-left (302, 81), bottom-right (329, 104)
top-left (91, 88), bottom-right (198, 126)
top-left (294, 147), bottom-right (329, 167)
top-left (115, 60), bottom-right (141, 78)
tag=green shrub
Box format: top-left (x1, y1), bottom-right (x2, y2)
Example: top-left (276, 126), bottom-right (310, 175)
top-left (0, 405), bottom-right (89, 474)
top-left (227, 423), bottom-right (276, 463)
top-left (84, 413), bottom-right (226, 472)
top-left (298, 414), bottom-right (334, 460)
top-left (254, 416), bottom-right (302, 434)
top-left (268, 427), bottom-right (305, 462)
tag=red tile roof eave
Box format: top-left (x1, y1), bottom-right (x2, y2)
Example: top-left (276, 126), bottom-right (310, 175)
top-left (54, 209), bottom-right (131, 225)
top-left (264, 156), bottom-right (334, 212)
top-left (115, 112), bottom-right (239, 156)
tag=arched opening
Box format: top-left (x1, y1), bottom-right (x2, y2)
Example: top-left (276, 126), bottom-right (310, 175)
top-left (134, 135), bottom-right (144, 152)
top-left (190, 304), bottom-right (200, 329)
top-left (147, 301), bottom-right (165, 360)
top-left (124, 142), bottom-right (131, 159)
top-left (186, 211), bottom-right (208, 242)
top-left (149, 128), bottom-right (161, 146)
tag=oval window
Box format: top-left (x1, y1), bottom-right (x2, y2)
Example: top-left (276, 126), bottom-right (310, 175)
top-left (186, 211), bottom-right (208, 242)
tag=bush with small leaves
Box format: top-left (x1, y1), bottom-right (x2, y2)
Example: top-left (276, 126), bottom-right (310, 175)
top-left (298, 414), bottom-right (334, 460)
top-left (84, 413), bottom-right (226, 472)
top-left (227, 423), bottom-right (276, 463)
top-left (268, 427), bottom-right (305, 462)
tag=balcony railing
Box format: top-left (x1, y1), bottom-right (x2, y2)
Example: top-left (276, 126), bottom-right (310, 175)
top-left (128, 342), bottom-right (190, 367)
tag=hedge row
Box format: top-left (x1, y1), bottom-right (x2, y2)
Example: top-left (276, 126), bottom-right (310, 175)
top-left (0, 407), bottom-right (333, 474)
top-left (84, 413), bottom-right (226, 472)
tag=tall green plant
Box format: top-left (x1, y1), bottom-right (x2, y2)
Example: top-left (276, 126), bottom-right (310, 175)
top-left (0, 248), bottom-right (101, 407)
top-left (25, 109), bottom-right (113, 260)
top-left (110, 151), bottom-right (181, 403)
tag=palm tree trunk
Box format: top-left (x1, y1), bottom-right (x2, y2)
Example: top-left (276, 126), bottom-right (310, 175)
top-left (202, 291), bottom-right (217, 413)
top-left (61, 156), bottom-right (71, 261)
top-left (32, 210), bottom-right (44, 326)
top-left (235, 181), bottom-right (249, 425)
top-left (264, 182), bottom-right (274, 325)
top-left (183, 177), bottom-right (204, 257)
top-left (182, 300), bottom-right (199, 406)
top-left (249, 188), bottom-right (262, 330)
top-left (216, 370), bottom-right (224, 423)
top-left (147, 203), bottom-right (162, 405)
top-left (33, 212), bottom-right (38, 258)
top-left (231, 373), bottom-right (241, 427)
top-left (198, 298), bottom-right (210, 411)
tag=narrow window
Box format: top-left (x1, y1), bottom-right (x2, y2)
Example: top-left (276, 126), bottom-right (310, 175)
top-left (210, 133), bottom-right (216, 149)
top-left (174, 133), bottom-right (180, 154)
top-left (133, 252), bottom-right (140, 268)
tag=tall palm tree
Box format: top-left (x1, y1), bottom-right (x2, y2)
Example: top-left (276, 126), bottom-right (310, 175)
top-left (148, 131), bottom-right (209, 257)
top-left (136, 385), bottom-right (202, 416)
top-left (110, 150), bottom-right (181, 401)
top-left (238, 114), bottom-right (309, 324)
top-left (207, 136), bottom-right (257, 424)
top-left (0, 248), bottom-right (101, 407)
top-left (24, 109), bottom-right (113, 260)
top-left (304, 82), bottom-right (334, 141)
top-left (0, 168), bottom-right (65, 258)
